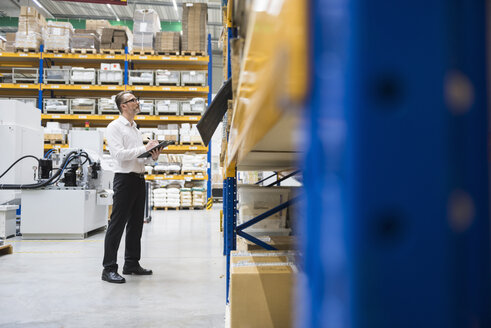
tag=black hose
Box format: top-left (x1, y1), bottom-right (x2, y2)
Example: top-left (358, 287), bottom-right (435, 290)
top-left (0, 151), bottom-right (78, 190)
top-left (0, 155), bottom-right (40, 180)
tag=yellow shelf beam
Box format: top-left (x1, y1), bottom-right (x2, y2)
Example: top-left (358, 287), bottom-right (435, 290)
top-left (127, 85), bottom-right (209, 93)
top-left (0, 52), bottom-right (40, 59)
top-left (42, 84), bottom-right (125, 91)
top-left (128, 54), bottom-right (209, 63)
top-left (42, 114), bottom-right (201, 127)
top-left (0, 83), bottom-right (39, 90)
top-left (42, 53), bottom-right (125, 61)
top-left (145, 174), bottom-right (207, 181)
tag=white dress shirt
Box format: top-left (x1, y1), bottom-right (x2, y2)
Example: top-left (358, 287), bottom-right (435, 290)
top-left (105, 116), bottom-right (149, 174)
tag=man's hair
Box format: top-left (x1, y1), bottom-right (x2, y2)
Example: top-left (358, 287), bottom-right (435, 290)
top-left (114, 91), bottom-right (134, 112)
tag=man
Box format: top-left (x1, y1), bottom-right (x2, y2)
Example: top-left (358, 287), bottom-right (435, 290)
top-left (102, 91), bottom-right (160, 284)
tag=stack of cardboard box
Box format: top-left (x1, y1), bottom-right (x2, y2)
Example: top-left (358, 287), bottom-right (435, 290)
top-left (43, 21), bottom-right (73, 51)
top-left (5, 33), bottom-right (16, 52)
top-left (100, 26), bottom-right (132, 51)
top-left (86, 20), bottom-right (111, 37)
top-left (133, 9), bottom-right (160, 52)
top-left (72, 30), bottom-right (100, 51)
top-left (154, 31), bottom-right (180, 54)
top-left (15, 6), bottom-right (45, 51)
top-left (181, 3), bottom-right (207, 54)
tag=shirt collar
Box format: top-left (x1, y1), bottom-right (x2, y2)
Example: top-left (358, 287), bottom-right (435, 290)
top-left (118, 115), bottom-right (137, 128)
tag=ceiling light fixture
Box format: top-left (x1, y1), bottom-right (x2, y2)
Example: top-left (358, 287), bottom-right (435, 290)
top-left (172, 0), bottom-right (178, 12)
top-left (0, 36), bottom-right (6, 42)
top-left (106, 4), bottom-right (120, 22)
top-left (32, 0), bottom-right (54, 19)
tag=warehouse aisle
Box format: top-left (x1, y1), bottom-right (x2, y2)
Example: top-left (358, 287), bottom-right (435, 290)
top-left (0, 209), bottom-right (225, 328)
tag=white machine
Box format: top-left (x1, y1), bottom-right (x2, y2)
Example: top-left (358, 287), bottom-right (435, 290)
top-left (20, 147), bottom-right (113, 239)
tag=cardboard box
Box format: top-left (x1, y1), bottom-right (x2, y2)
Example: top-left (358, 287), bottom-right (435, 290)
top-left (237, 235), bottom-right (296, 251)
top-left (230, 260), bottom-right (294, 328)
top-left (6, 33), bottom-right (16, 42)
top-left (20, 6), bottom-right (39, 17)
top-left (101, 29), bottom-right (114, 43)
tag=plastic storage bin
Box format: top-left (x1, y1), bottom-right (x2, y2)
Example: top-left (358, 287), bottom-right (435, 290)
top-left (128, 70), bottom-right (154, 85)
top-left (155, 100), bottom-right (180, 115)
top-left (70, 98), bottom-right (96, 114)
top-left (12, 68), bottom-right (38, 83)
top-left (155, 70), bottom-right (180, 86)
top-left (70, 68), bottom-right (96, 84)
top-left (44, 68), bottom-right (70, 84)
top-left (180, 70), bottom-right (207, 86)
top-left (139, 99), bottom-right (154, 115)
top-left (44, 99), bottom-right (69, 114)
top-left (181, 98), bottom-right (206, 115)
top-left (98, 69), bottom-right (123, 85)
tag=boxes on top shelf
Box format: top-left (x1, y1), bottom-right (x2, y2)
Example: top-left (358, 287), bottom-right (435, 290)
top-left (181, 3), bottom-right (208, 54)
top-left (154, 31), bottom-right (180, 55)
top-left (86, 20), bottom-right (111, 36)
top-left (5, 33), bottom-right (16, 52)
top-left (133, 9), bottom-right (161, 52)
top-left (72, 30), bottom-right (100, 52)
top-left (43, 21), bottom-right (73, 52)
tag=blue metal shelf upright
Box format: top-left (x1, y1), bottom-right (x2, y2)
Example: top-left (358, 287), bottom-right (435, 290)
top-left (299, 0), bottom-right (491, 327)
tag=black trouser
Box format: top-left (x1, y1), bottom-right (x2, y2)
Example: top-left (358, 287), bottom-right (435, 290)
top-left (103, 172), bottom-right (146, 272)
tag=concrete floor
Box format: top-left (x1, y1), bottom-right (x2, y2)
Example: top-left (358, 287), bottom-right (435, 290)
top-left (0, 209), bottom-right (226, 328)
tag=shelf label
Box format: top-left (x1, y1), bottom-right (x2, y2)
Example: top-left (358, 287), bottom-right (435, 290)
top-left (105, 116), bottom-right (115, 119)
top-left (189, 87), bottom-right (197, 91)
top-left (79, 55), bottom-right (87, 58)
top-left (20, 84), bottom-right (28, 88)
top-left (51, 85), bottom-right (60, 88)
top-left (52, 115), bottom-right (60, 118)
top-left (166, 175), bottom-right (174, 179)
top-left (19, 53), bottom-right (28, 57)
top-left (189, 146), bottom-right (197, 150)
top-left (108, 86), bottom-right (116, 90)
top-left (139, 56), bottom-right (147, 59)
top-left (154, 176), bottom-right (163, 180)
top-left (81, 85), bottom-right (90, 89)
top-left (190, 57), bottom-right (198, 61)
top-left (160, 116), bottom-right (169, 120)
top-left (55, 54), bottom-right (62, 58)
top-left (54, 145), bottom-right (61, 149)
top-left (135, 86), bottom-right (143, 90)
top-left (162, 56), bottom-right (171, 60)
top-left (78, 115), bottom-right (87, 119)
top-left (136, 116), bottom-right (145, 120)
top-left (191, 116), bottom-right (199, 120)
top-left (162, 87), bottom-right (171, 91)
top-left (184, 177), bottom-right (192, 181)
top-left (105, 55), bottom-right (115, 59)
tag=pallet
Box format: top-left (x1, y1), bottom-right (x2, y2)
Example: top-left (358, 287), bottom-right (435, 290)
top-left (155, 81), bottom-right (180, 86)
top-left (100, 81), bottom-right (123, 85)
top-left (44, 134), bottom-right (66, 143)
top-left (70, 80), bottom-right (96, 85)
top-left (70, 110), bottom-right (96, 115)
top-left (15, 48), bottom-right (38, 53)
top-left (181, 112), bottom-right (204, 116)
top-left (131, 50), bottom-right (155, 55)
top-left (180, 141), bottom-right (204, 146)
top-left (153, 206), bottom-right (180, 211)
top-left (128, 81), bottom-right (153, 86)
top-left (100, 49), bottom-right (125, 55)
top-left (155, 51), bottom-right (180, 56)
top-left (99, 110), bottom-right (120, 115)
top-left (181, 170), bottom-right (207, 175)
top-left (181, 82), bottom-right (207, 87)
top-left (181, 51), bottom-right (206, 56)
top-left (0, 244), bottom-right (13, 256)
top-left (71, 48), bottom-right (98, 54)
top-left (45, 49), bottom-right (70, 54)
top-left (45, 110), bottom-right (69, 114)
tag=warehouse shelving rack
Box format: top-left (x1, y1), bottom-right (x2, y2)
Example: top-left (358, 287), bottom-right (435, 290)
top-left (221, 0), bottom-right (306, 302)
top-left (0, 37), bottom-right (213, 189)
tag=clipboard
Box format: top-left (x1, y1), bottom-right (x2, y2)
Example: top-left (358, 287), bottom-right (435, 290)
top-left (137, 140), bottom-right (175, 158)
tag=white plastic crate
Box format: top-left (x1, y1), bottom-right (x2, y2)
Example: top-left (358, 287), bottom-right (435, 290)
top-left (70, 68), bottom-right (96, 84)
top-left (155, 99), bottom-right (180, 115)
top-left (237, 185), bottom-right (291, 230)
top-left (139, 99), bottom-right (154, 115)
top-left (70, 98), bottom-right (96, 114)
top-left (128, 70), bottom-right (154, 85)
top-left (155, 70), bottom-right (180, 86)
top-left (181, 98), bottom-right (206, 114)
top-left (98, 69), bottom-right (123, 85)
top-left (44, 99), bottom-right (69, 114)
top-left (180, 70), bottom-right (207, 86)
top-left (98, 98), bottom-right (119, 114)
top-left (12, 68), bottom-right (38, 83)
top-left (12, 98), bottom-right (37, 108)
top-left (44, 68), bottom-right (70, 84)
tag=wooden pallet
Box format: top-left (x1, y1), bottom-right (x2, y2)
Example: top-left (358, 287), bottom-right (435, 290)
top-left (153, 206), bottom-right (180, 211)
top-left (181, 170), bottom-right (207, 175)
top-left (45, 49), bottom-right (70, 54)
top-left (70, 110), bottom-right (96, 115)
top-left (181, 51), bottom-right (206, 56)
top-left (15, 48), bottom-right (38, 53)
top-left (71, 48), bottom-right (98, 54)
top-left (155, 51), bottom-right (180, 56)
top-left (44, 134), bottom-right (66, 143)
top-left (100, 49), bottom-right (125, 55)
top-left (70, 80), bottom-right (96, 85)
top-left (131, 49), bottom-right (155, 55)
top-left (180, 141), bottom-right (204, 146)
top-left (181, 112), bottom-right (204, 116)
top-left (0, 244), bottom-right (13, 256)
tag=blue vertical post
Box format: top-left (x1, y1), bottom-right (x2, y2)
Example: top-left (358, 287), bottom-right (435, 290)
top-left (207, 34), bottom-right (213, 203)
top-left (124, 46), bottom-right (129, 86)
top-left (300, 0), bottom-right (491, 327)
top-left (225, 176), bottom-right (237, 303)
top-left (38, 44), bottom-right (43, 111)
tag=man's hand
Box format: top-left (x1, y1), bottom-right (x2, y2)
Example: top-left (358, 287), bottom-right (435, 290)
top-left (145, 140), bottom-right (159, 151)
top-left (150, 148), bottom-right (160, 161)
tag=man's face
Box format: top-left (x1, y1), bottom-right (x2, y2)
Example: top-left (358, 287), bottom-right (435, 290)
top-left (121, 94), bottom-right (140, 115)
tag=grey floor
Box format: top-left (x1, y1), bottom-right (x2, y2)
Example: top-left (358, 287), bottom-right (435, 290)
top-left (0, 209), bottom-right (226, 328)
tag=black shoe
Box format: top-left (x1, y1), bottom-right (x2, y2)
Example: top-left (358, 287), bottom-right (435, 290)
top-left (102, 270), bottom-right (126, 283)
top-left (122, 265), bottom-right (153, 275)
